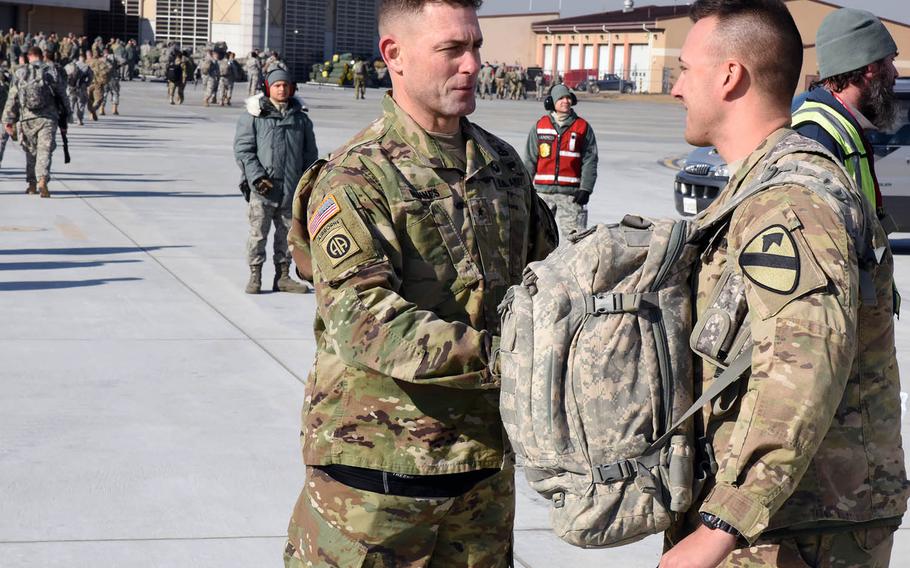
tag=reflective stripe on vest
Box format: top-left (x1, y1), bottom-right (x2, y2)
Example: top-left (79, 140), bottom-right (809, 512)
top-left (791, 100), bottom-right (877, 209)
top-left (534, 115), bottom-right (589, 187)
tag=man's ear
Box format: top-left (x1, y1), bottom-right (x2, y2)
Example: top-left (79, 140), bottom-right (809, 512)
top-left (380, 36), bottom-right (403, 77)
top-left (720, 59), bottom-right (748, 100)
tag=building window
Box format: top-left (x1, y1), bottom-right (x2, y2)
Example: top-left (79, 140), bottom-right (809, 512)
top-left (284, 0), bottom-right (327, 83)
top-left (86, 0), bottom-right (140, 42)
top-left (598, 44), bottom-right (610, 77)
top-left (569, 44), bottom-right (580, 70)
top-left (555, 44), bottom-right (566, 77)
top-left (155, 0), bottom-right (210, 48)
top-left (583, 44), bottom-right (594, 69)
top-left (334, 0), bottom-right (377, 58)
top-left (543, 44), bottom-right (553, 75)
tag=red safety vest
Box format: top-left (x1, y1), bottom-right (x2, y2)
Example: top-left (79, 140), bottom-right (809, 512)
top-left (533, 115), bottom-right (588, 187)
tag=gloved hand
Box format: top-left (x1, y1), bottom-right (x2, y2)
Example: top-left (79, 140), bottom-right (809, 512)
top-left (254, 176), bottom-right (273, 195)
top-left (573, 191), bottom-right (591, 205)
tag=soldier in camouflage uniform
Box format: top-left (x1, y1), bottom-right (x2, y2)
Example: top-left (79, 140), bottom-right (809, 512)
top-left (86, 50), bottom-right (111, 121)
top-left (283, 1), bottom-right (558, 566)
top-left (218, 51), bottom-right (237, 106)
top-left (660, 2), bottom-right (909, 567)
top-left (2, 46), bottom-right (69, 197)
top-left (245, 50), bottom-right (262, 96)
top-left (64, 52), bottom-right (92, 125)
top-left (199, 50), bottom-right (219, 106)
top-left (0, 61), bottom-right (11, 165)
top-left (102, 47), bottom-right (121, 115)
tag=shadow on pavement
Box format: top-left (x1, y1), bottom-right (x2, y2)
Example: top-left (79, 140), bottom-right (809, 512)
top-left (0, 245), bottom-right (190, 256)
top-left (60, 189), bottom-right (236, 198)
top-left (0, 259), bottom-right (142, 271)
top-left (0, 277), bottom-right (142, 291)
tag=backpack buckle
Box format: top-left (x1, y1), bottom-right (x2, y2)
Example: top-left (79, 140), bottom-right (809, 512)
top-left (592, 293), bottom-right (641, 315)
top-left (592, 460), bottom-right (637, 484)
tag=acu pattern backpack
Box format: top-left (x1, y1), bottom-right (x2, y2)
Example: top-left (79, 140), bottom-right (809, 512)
top-left (497, 131), bottom-right (871, 548)
top-left (19, 63), bottom-right (55, 111)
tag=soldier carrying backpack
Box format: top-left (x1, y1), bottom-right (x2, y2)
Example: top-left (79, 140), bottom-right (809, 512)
top-left (499, 1), bottom-right (909, 565)
top-left (1, 46), bottom-right (70, 197)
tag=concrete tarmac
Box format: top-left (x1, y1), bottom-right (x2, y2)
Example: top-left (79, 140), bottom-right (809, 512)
top-left (0, 81), bottom-right (908, 567)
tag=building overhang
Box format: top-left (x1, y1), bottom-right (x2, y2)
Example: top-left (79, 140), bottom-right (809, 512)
top-left (533, 23), bottom-right (667, 34)
top-left (2, 0), bottom-right (109, 9)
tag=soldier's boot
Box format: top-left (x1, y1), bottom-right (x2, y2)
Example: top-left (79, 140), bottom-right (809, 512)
top-left (273, 262), bottom-right (312, 294)
top-left (112, 104), bottom-right (119, 115)
top-left (25, 181), bottom-right (37, 195)
top-left (244, 265), bottom-right (262, 294)
top-left (99, 105), bottom-right (106, 116)
top-left (204, 99), bottom-right (210, 107)
top-left (90, 107), bottom-right (97, 120)
top-left (37, 178), bottom-right (50, 198)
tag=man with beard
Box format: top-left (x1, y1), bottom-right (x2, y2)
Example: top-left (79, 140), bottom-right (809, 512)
top-left (792, 8), bottom-right (898, 223)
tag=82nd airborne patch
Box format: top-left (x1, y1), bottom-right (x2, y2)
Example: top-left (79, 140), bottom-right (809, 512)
top-left (313, 217), bottom-right (361, 268)
top-left (738, 224), bottom-right (800, 294)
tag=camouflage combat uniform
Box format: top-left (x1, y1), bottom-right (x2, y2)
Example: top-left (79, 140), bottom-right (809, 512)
top-left (103, 53), bottom-right (121, 111)
top-left (200, 55), bottom-right (218, 105)
top-left (64, 58), bottom-right (91, 125)
top-left (217, 58), bottom-right (235, 106)
top-left (676, 128), bottom-right (910, 565)
top-left (0, 65), bottom-right (11, 164)
top-left (87, 56), bottom-right (111, 118)
top-left (284, 93), bottom-right (558, 567)
top-left (2, 61), bottom-right (68, 185)
top-left (245, 56), bottom-right (261, 96)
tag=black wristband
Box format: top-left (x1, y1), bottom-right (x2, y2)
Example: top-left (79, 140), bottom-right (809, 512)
top-left (700, 512), bottom-right (741, 537)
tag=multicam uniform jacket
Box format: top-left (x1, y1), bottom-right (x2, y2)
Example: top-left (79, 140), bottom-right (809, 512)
top-left (688, 128), bottom-right (909, 544)
top-left (294, 93), bottom-right (558, 475)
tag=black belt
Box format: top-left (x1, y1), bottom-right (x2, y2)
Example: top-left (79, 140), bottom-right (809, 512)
top-left (317, 464), bottom-right (499, 498)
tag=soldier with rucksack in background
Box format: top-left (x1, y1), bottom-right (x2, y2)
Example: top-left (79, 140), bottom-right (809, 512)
top-left (245, 50), bottom-right (262, 96)
top-left (64, 52), bottom-right (92, 125)
top-left (2, 46), bottom-right (69, 197)
top-left (0, 61), bottom-right (12, 166)
top-left (166, 53), bottom-right (186, 105)
top-left (86, 49), bottom-right (111, 121)
top-left (218, 51), bottom-right (238, 106)
top-left (102, 46), bottom-right (122, 115)
top-left (199, 50), bottom-right (219, 107)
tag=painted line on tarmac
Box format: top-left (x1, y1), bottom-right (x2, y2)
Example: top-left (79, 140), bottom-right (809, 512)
top-left (660, 155), bottom-right (686, 172)
top-left (54, 177), bottom-right (309, 387)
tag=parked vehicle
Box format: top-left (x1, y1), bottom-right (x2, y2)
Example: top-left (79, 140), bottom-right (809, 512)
top-left (584, 73), bottom-right (635, 94)
top-left (870, 77), bottom-right (910, 231)
top-left (673, 146), bottom-right (728, 216)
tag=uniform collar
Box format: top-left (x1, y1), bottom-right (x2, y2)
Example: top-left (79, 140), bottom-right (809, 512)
top-left (381, 92), bottom-right (498, 178)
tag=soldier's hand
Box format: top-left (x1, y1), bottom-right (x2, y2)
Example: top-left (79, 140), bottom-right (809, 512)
top-left (658, 525), bottom-right (736, 568)
top-left (254, 177), bottom-right (273, 195)
top-left (573, 191), bottom-right (590, 206)
top-left (4, 123), bottom-right (12, 136)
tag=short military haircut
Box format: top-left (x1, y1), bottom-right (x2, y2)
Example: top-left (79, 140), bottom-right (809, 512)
top-left (27, 46), bottom-right (42, 58)
top-left (690, 0), bottom-right (803, 106)
top-left (379, 0), bottom-right (482, 33)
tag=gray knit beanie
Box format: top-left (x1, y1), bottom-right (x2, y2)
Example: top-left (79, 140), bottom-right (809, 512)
top-left (549, 84), bottom-right (574, 103)
top-left (816, 8), bottom-right (897, 80)
top-left (266, 67), bottom-right (293, 86)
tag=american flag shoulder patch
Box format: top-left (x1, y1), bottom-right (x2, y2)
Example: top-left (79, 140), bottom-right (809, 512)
top-left (308, 195), bottom-right (341, 237)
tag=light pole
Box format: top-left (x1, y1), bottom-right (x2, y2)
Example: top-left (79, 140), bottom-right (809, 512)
top-left (264, 0), bottom-right (270, 52)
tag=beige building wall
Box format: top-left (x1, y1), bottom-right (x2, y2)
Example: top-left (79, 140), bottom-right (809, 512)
top-left (479, 13), bottom-right (556, 66)
top-left (213, 0), bottom-right (242, 24)
top-left (17, 6), bottom-right (85, 35)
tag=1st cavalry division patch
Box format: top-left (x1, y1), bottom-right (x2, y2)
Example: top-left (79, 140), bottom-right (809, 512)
top-left (738, 224), bottom-right (800, 294)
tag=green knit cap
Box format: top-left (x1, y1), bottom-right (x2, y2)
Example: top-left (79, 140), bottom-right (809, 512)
top-left (816, 8), bottom-right (897, 80)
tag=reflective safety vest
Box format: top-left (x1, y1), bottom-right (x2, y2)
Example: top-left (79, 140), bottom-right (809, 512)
top-left (533, 115), bottom-right (589, 187)
top-left (791, 100), bottom-right (879, 211)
